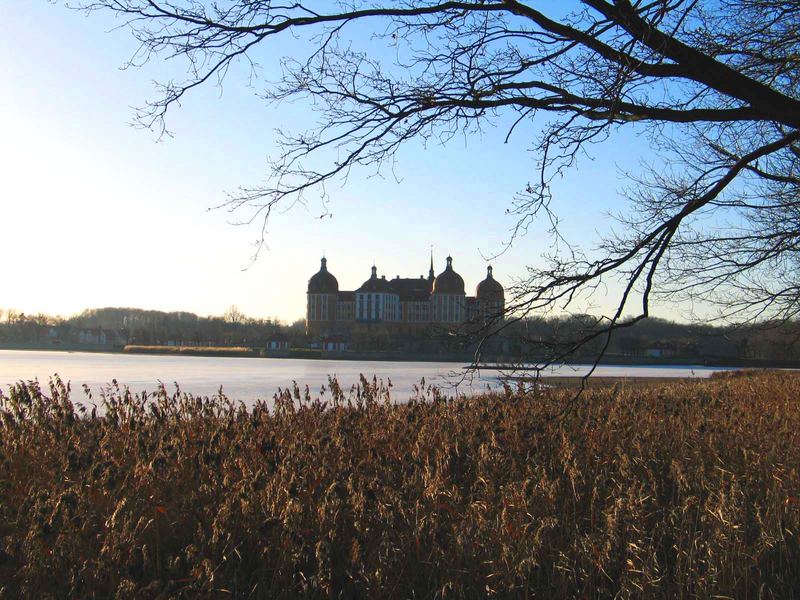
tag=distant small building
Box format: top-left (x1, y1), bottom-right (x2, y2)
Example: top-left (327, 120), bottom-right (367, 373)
top-left (266, 333), bottom-right (291, 351)
top-left (645, 337), bottom-right (700, 359)
top-left (77, 328), bottom-right (107, 345)
top-left (646, 347), bottom-right (672, 358)
top-left (321, 335), bottom-right (349, 352)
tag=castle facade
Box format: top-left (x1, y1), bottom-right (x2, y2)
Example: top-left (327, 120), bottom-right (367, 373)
top-left (306, 256), bottom-right (505, 340)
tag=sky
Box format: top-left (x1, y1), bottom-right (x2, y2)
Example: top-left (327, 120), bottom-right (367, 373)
top-left (0, 2), bottom-right (673, 323)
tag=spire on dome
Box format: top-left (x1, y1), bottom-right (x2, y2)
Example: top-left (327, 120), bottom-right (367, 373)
top-left (476, 264), bottom-right (504, 301)
top-left (308, 257), bottom-right (338, 293)
top-left (432, 255), bottom-right (465, 295)
top-left (428, 247), bottom-right (435, 281)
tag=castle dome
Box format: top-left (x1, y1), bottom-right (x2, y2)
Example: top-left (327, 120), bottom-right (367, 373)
top-left (357, 265), bottom-right (392, 293)
top-left (476, 265), bottom-right (504, 301)
top-left (432, 256), bottom-right (465, 295)
top-left (308, 257), bottom-right (339, 293)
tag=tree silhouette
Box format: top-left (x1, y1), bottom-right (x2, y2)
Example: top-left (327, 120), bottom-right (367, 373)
top-left (71, 0), bottom-right (799, 365)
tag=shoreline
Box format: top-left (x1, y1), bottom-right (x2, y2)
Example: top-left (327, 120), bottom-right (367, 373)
top-left (520, 375), bottom-right (719, 388)
top-left (1, 344), bottom-right (798, 371)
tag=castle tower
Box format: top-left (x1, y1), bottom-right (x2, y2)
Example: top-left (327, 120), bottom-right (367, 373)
top-left (431, 256), bottom-right (466, 323)
top-left (476, 265), bottom-right (505, 322)
top-left (306, 257), bottom-right (339, 335)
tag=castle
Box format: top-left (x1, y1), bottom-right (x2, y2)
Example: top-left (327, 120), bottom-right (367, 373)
top-left (306, 255), bottom-right (505, 341)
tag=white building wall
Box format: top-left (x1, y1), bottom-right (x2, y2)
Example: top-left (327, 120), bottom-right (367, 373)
top-left (433, 294), bottom-right (465, 323)
top-left (355, 292), bottom-right (401, 321)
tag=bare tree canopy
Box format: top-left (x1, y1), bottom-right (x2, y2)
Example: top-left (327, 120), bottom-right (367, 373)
top-left (70, 0), bottom-right (799, 355)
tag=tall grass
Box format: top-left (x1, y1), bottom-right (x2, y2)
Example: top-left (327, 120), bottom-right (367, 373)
top-left (0, 372), bottom-right (798, 598)
top-left (123, 345), bottom-right (257, 357)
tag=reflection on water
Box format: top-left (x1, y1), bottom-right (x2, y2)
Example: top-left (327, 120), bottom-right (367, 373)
top-left (0, 350), bottom-right (730, 405)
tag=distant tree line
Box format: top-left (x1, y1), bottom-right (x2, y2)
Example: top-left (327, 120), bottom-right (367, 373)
top-left (1, 306), bottom-right (798, 362)
top-left (498, 315), bottom-right (800, 363)
top-left (0, 307), bottom-right (306, 349)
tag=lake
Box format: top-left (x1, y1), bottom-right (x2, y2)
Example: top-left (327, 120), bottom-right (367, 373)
top-left (0, 350), bottom-right (733, 405)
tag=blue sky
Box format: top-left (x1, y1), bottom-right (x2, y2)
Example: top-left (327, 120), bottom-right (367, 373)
top-left (0, 2), bottom-right (671, 323)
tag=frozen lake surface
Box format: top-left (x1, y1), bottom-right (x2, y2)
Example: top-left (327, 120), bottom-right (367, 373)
top-left (0, 350), bottom-right (733, 404)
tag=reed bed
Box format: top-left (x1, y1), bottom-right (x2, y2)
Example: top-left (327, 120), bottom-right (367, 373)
top-left (0, 372), bottom-right (798, 598)
top-left (122, 345), bottom-right (257, 357)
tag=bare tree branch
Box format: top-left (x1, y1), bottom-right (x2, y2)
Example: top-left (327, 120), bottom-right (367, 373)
top-left (66, 0), bottom-right (800, 372)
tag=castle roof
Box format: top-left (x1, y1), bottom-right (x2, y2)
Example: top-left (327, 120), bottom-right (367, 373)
top-left (388, 277), bottom-right (432, 301)
top-left (476, 266), bottom-right (504, 301)
top-left (432, 256), bottom-right (465, 295)
top-left (357, 266), bottom-right (392, 293)
top-left (308, 257), bottom-right (338, 294)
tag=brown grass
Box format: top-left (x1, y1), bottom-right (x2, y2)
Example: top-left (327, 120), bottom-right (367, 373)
top-left (1, 372), bottom-right (799, 598)
top-left (123, 345), bottom-right (257, 357)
